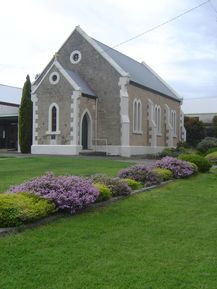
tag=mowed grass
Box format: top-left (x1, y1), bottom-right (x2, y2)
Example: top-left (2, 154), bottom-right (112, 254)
top-left (1, 171), bottom-right (217, 289)
top-left (0, 156), bottom-right (132, 192)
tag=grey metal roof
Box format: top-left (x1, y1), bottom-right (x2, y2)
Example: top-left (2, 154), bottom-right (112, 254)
top-left (94, 39), bottom-right (180, 101)
top-left (65, 69), bottom-right (96, 97)
top-left (0, 84), bottom-right (22, 104)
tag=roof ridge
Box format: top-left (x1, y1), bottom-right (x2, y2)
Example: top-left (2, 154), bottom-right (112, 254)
top-left (0, 83), bottom-right (21, 89)
top-left (94, 38), bottom-right (180, 101)
top-left (92, 38), bottom-right (145, 67)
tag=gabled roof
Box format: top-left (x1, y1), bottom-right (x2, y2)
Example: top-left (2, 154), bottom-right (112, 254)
top-left (33, 61), bottom-right (96, 97)
top-left (0, 84), bottom-right (22, 105)
top-left (94, 39), bottom-right (181, 101)
top-left (0, 101), bottom-right (19, 107)
top-left (33, 26), bottom-right (181, 102)
top-left (65, 69), bottom-right (96, 97)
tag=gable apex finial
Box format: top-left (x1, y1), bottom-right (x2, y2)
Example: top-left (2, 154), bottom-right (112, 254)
top-left (54, 52), bottom-right (59, 60)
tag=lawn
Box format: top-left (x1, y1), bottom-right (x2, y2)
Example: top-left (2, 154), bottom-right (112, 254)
top-left (0, 156), bottom-right (132, 193)
top-left (0, 170), bottom-right (217, 289)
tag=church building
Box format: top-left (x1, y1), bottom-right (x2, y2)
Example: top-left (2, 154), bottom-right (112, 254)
top-left (32, 26), bottom-right (186, 157)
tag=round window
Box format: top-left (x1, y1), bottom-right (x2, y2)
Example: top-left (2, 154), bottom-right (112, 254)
top-left (70, 50), bottom-right (82, 64)
top-left (49, 72), bottom-right (60, 85)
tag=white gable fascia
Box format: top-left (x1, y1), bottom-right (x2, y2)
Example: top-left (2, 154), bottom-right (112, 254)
top-left (141, 61), bottom-right (182, 102)
top-left (75, 26), bottom-right (128, 77)
top-left (32, 62), bottom-right (54, 94)
top-left (54, 61), bottom-right (81, 91)
top-left (32, 60), bottom-right (81, 94)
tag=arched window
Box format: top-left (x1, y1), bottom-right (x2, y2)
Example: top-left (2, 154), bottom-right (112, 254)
top-left (137, 100), bottom-right (142, 132)
top-left (133, 100), bottom-right (137, 132)
top-left (51, 106), bottom-right (57, 132)
top-left (154, 105), bottom-right (161, 134)
top-left (170, 110), bottom-right (176, 135)
top-left (47, 103), bottom-right (60, 134)
top-left (157, 106), bottom-right (161, 134)
top-left (133, 98), bottom-right (142, 133)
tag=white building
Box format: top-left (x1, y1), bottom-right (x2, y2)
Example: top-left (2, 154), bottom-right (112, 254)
top-left (0, 84), bottom-right (21, 149)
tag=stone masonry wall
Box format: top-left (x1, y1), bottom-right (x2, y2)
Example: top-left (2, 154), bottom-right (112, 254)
top-left (128, 84), bottom-right (181, 147)
top-left (36, 66), bottom-right (73, 145)
top-left (56, 30), bottom-right (122, 145)
top-left (79, 96), bottom-right (96, 146)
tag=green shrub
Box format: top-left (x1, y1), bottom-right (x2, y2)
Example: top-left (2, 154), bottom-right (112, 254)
top-left (197, 137), bottom-right (217, 153)
top-left (122, 178), bottom-right (143, 190)
top-left (159, 148), bottom-right (180, 158)
top-left (0, 193), bottom-right (56, 227)
top-left (187, 162), bottom-right (198, 174)
top-left (178, 154), bottom-right (212, 173)
top-left (159, 146), bottom-right (188, 158)
top-left (204, 146), bottom-right (217, 156)
top-left (205, 152), bottom-right (217, 164)
top-left (91, 174), bottom-right (132, 197)
top-left (93, 183), bottom-right (112, 202)
top-left (152, 168), bottom-right (173, 181)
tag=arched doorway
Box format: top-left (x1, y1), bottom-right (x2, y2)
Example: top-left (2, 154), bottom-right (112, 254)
top-left (81, 112), bottom-right (92, 150)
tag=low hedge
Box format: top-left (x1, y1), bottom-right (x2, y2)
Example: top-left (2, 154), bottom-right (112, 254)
top-left (205, 152), bottom-right (217, 164)
top-left (93, 183), bottom-right (112, 202)
top-left (155, 157), bottom-right (194, 179)
top-left (204, 147), bottom-right (217, 156)
top-left (159, 147), bottom-right (187, 158)
top-left (152, 168), bottom-right (172, 181)
top-left (118, 165), bottom-right (161, 186)
top-left (91, 174), bottom-right (132, 197)
top-left (122, 178), bottom-right (143, 190)
top-left (187, 162), bottom-right (199, 174)
top-left (197, 137), bottom-right (217, 153)
top-left (178, 154), bottom-right (211, 173)
top-left (0, 193), bottom-right (56, 227)
top-left (10, 173), bottom-right (99, 213)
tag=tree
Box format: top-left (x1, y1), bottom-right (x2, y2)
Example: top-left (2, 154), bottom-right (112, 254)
top-left (18, 75), bottom-right (32, 153)
top-left (212, 115), bottom-right (217, 137)
top-left (184, 116), bottom-right (205, 146)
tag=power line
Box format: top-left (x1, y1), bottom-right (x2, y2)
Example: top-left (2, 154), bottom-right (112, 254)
top-left (112, 0), bottom-right (210, 49)
top-left (209, 0), bottom-right (217, 13)
top-left (0, 0), bottom-right (213, 78)
top-left (0, 0), bottom-right (212, 71)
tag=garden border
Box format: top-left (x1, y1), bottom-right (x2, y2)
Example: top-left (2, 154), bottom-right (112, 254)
top-left (0, 180), bottom-right (171, 237)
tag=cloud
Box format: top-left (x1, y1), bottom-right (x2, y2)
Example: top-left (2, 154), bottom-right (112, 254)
top-left (0, 0), bottom-right (216, 103)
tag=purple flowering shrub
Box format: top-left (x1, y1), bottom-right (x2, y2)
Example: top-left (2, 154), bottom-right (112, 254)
top-left (91, 174), bottom-right (132, 196)
top-left (9, 172), bottom-right (99, 213)
top-left (155, 156), bottom-right (194, 179)
top-left (118, 165), bottom-right (161, 187)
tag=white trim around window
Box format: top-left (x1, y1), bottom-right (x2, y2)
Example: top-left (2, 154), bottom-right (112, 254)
top-left (170, 110), bottom-right (177, 136)
top-left (154, 104), bottom-right (161, 135)
top-left (49, 72), bottom-right (60, 85)
top-left (46, 103), bottom-right (60, 135)
top-left (133, 98), bottom-right (142, 134)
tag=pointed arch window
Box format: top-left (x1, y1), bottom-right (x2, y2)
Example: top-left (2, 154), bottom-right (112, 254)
top-left (51, 106), bottom-right (57, 132)
top-left (133, 98), bottom-right (142, 133)
top-left (47, 103), bottom-right (60, 135)
top-left (154, 105), bottom-right (161, 135)
top-left (170, 110), bottom-right (177, 136)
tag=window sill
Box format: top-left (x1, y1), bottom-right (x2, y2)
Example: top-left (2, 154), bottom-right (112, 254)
top-left (133, 131), bottom-right (143, 135)
top-left (46, 131), bottom-right (61, 135)
top-left (156, 133), bottom-right (162, 136)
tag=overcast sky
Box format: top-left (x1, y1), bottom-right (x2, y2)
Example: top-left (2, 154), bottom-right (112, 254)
top-left (0, 0), bottom-right (216, 105)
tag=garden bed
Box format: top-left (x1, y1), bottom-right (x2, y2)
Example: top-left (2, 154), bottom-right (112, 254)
top-left (0, 155), bottom-right (202, 233)
top-left (0, 180), bottom-right (172, 236)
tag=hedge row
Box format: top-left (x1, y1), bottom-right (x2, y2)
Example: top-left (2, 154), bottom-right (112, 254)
top-left (0, 156), bottom-right (212, 228)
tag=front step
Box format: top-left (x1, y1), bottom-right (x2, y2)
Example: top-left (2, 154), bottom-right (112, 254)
top-left (79, 150), bottom-right (107, 156)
